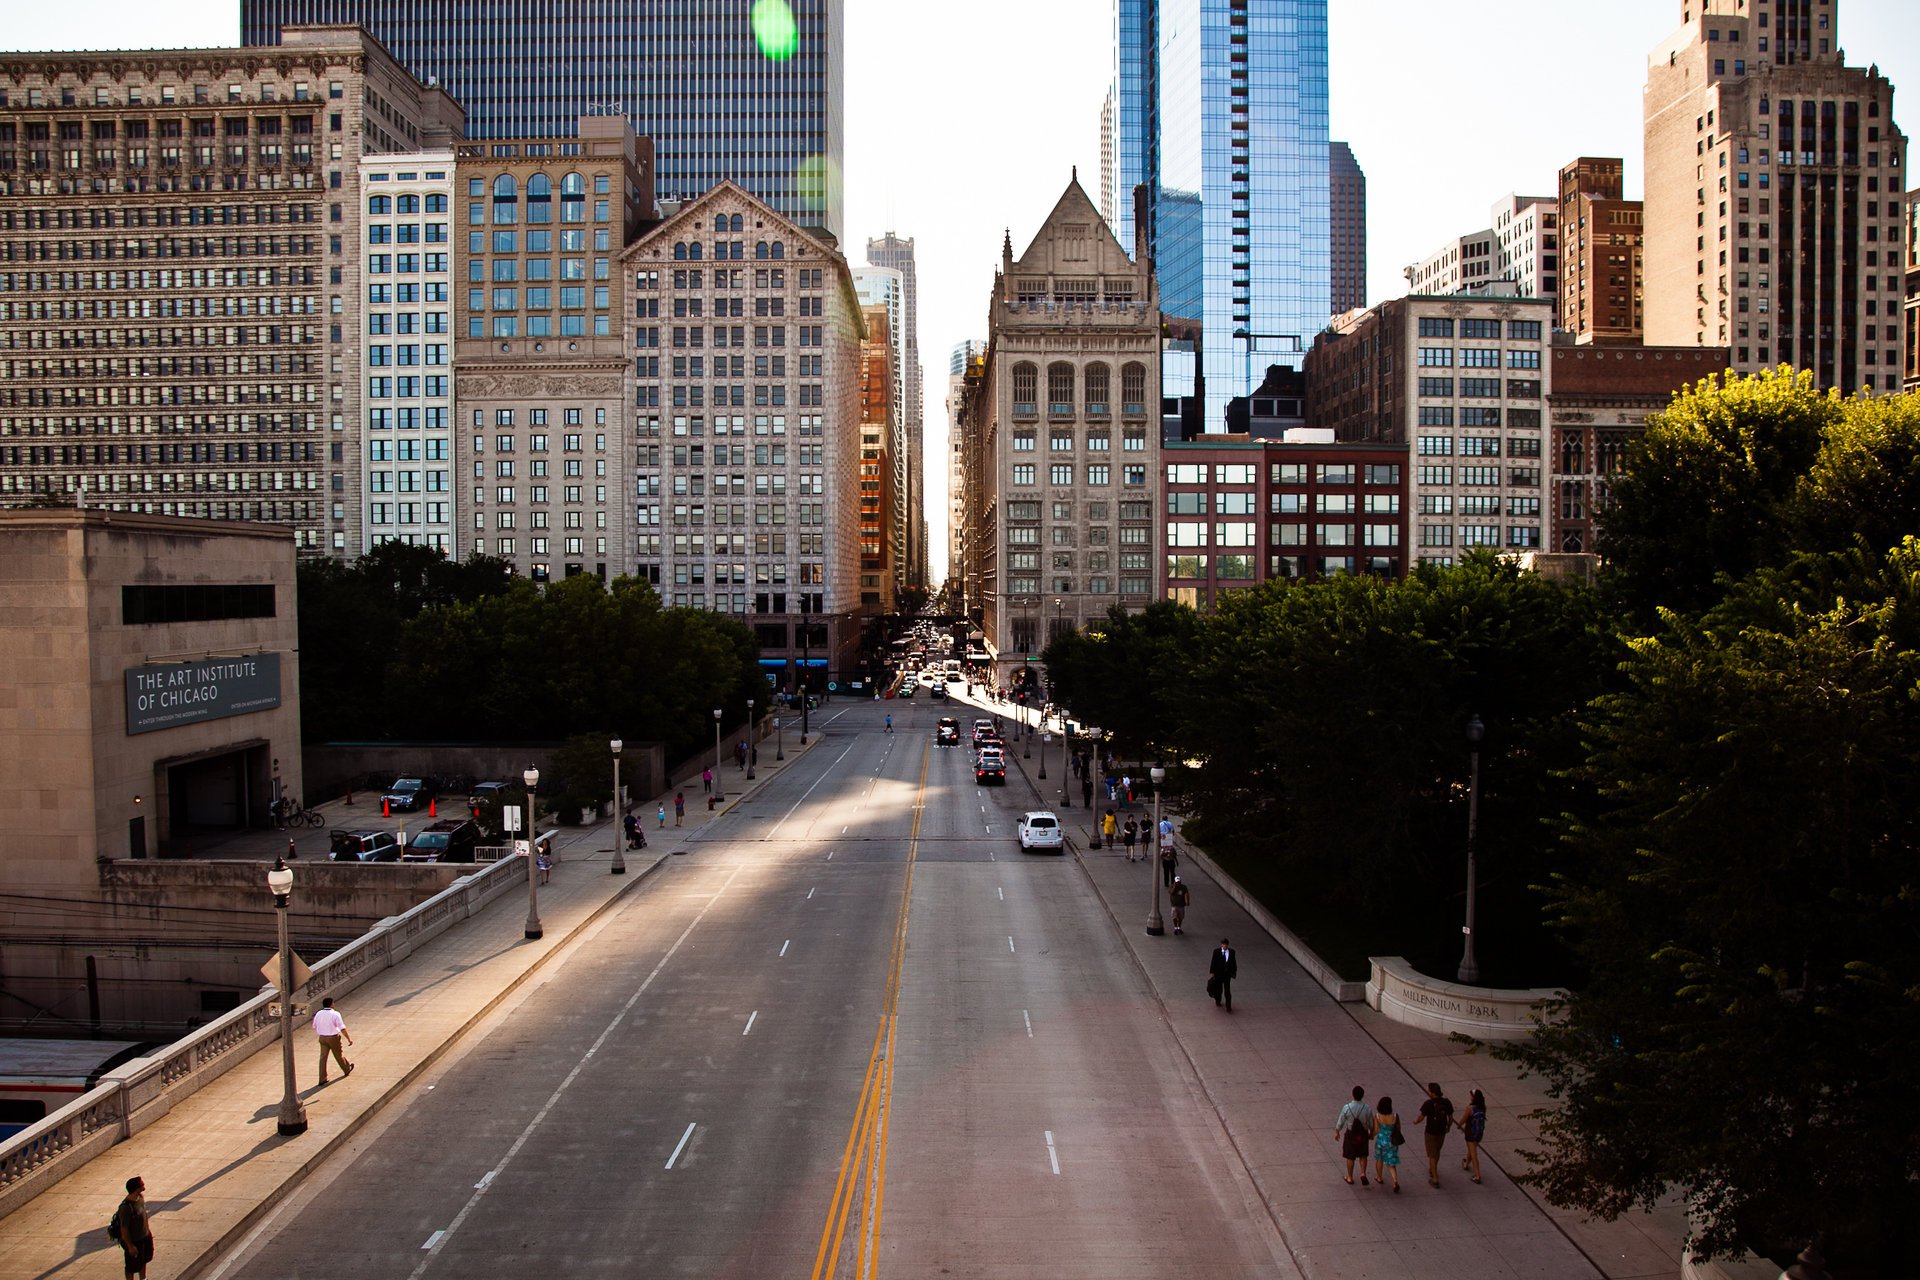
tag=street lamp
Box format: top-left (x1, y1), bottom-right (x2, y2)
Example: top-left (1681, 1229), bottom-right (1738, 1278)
top-left (800, 596), bottom-right (811, 745)
top-left (1146, 765), bottom-right (1167, 936)
top-left (746, 698), bottom-right (757, 780)
top-left (712, 708), bottom-right (724, 802)
top-left (609, 737), bottom-right (625, 876)
top-left (267, 857), bottom-right (306, 1137)
top-left (775, 710), bottom-right (785, 761)
top-left (523, 765), bottom-right (543, 940)
top-left (1458, 715), bottom-right (1485, 984)
top-left (1038, 727), bottom-right (1048, 780)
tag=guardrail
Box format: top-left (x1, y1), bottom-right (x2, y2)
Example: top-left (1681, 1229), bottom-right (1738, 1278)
top-left (0, 853), bottom-right (530, 1221)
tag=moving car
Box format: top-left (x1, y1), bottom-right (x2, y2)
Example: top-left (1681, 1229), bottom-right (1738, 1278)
top-left (975, 749), bottom-right (1006, 785)
top-left (1017, 811), bottom-right (1064, 853)
top-left (936, 717), bottom-right (960, 746)
top-left (330, 829), bottom-right (402, 862)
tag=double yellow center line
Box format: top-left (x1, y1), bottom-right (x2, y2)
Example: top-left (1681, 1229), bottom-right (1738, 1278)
top-left (809, 742), bottom-right (927, 1280)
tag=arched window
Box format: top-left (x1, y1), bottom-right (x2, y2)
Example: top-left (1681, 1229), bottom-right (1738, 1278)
top-left (770, 240), bottom-right (784, 259)
top-left (755, 240), bottom-right (769, 259)
top-left (559, 173), bottom-right (585, 222)
top-left (1084, 362), bottom-right (1111, 413)
top-left (368, 194), bottom-right (390, 214)
top-left (688, 240), bottom-right (703, 261)
top-left (729, 213), bottom-right (743, 232)
top-left (491, 174), bottom-right (517, 225)
top-left (673, 242), bottom-right (687, 261)
top-left (714, 213), bottom-right (729, 232)
top-left (526, 173), bottom-right (551, 223)
top-left (1047, 362), bottom-right (1075, 414)
top-left (397, 193), bottom-right (419, 213)
top-left (1121, 363), bottom-right (1147, 413)
top-left (1011, 362), bottom-right (1038, 411)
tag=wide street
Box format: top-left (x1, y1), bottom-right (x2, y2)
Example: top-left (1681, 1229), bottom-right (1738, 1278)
top-left (212, 694), bottom-right (1294, 1279)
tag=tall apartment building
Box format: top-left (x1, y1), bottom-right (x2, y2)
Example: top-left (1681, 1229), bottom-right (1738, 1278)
top-left (1306, 294), bottom-right (1554, 567)
top-left (0, 28), bottom-right (463, 550)
top-left (623, 181), bottom-right (866, 691)
top-left (1330, 141), bottom-right (1368, 314)
top-left (453, 116), bottom-right (652, 582)
top-left (853, 265), bottom-right (907, 606)
top-left (1559, 156), bottom-right (1647, 344)
top-left (1643, 0), bottom-right (1907, 393)
top-left (1404, 229), bottom-right (1499, 295)
top-left (1406, 195), bottom-right (1557, 300)
top-left (242, 0), bottom-right (844, 235)
top-left (946, 339), bottom-right (986, 607)
top-left (969, 179), bottom-right (1161, 684)
top-left (857, 303), bottom-right (895, 612)
top-left (1109, 0), bottom-right (1331, 429)
top-left (356, 152), bottom-right (455, 554)
top-left (865, 232), bottom-right (925, 593)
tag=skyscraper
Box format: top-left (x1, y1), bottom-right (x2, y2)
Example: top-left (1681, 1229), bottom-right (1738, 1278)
top-left (1329, 141), bottom-right (1367, 314)
top-left (865, 233), bottom-right (924, 593)
top-left (1643, 0), bottom-right (1907, 393)
top-left (241, 0), bottom-right (843, 234)
top-left (1108, 0), bottom-right (1331, 430)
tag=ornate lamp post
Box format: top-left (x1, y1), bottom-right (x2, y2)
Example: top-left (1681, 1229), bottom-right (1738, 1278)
top-left (609, 737), bottom-right (625, 876)
top-left (523, 765), bottom-right (543, 940)
top-left (1145, 766), bottom-right (1167, 936)
top-left (268, 858), bottom-right (307, 1137)
top-left (712, 708), bottom-right (724, 802)
top-left (1458, 715), bottom-right (1485, 984)
top-left (746, 698), bottom-right (756, 780)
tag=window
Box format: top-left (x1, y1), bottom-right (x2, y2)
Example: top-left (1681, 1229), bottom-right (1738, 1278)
top-left (1460, 319), bottom-right (1500, 339)
top-left (1012, 363), bottom-right (1038, 412)
top-left (1417, 317), bottom-right (1454, 337)
top-left (1012, 464), bottom-right (1035, 486)
top-left (1418, 348), bottom-right (1454, 367)
top-left (1047, 363), bottom-right (1075, 414)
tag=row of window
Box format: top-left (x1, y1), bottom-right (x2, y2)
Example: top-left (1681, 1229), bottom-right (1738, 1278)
top-left (1416, 318), bottom-right (1543, 340)
top-left (1417, 525), bottom-right (1542, 548)
top-left (1010, 431), bottom-right (1149, 452)
top-left (367, 193), bottom-right (449, 214)
top-left (1164, 462), bottom-right (1401, 486)
top-left (1008, 362), bottom-right (1153, 414)
top-left (1417, 347), bottom-right (1542, 368)
top-left (1416, 377), bottom-right (1541, 399)
top-left (1010, 464), bottom-right (1148, 487)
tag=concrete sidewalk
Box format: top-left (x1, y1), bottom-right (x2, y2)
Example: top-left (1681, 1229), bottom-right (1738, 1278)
top-left (0, 735), bottom-right (816, 1280)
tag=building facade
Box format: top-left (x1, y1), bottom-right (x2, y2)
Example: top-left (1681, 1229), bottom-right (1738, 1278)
top-left (1307, 294), bottom-right (1555, 568)
top-left (946, 339), bottom-right (985, 609)
top-left (865, 232), bottom-right (925, 594)
top-left (973, 179), bottom-right (1161, 684)
top-left (853, 265), bottom-right (907, 606)
top-left (1329, 140), bottom-right (1367, 314)
top-left (1548, 343), bottom-right (1731, 554)
top-left (857, 304), bottom-right (895, 612)
top-left (1109, 0), bottom-right (1331, 430)
top-left (452, 116), bottom-right (652, 582)
top-left (241, 0), bottom-right (844, 235)
top-left (1905, 185), bottom-right (1919, 389)
top-left (1643, 0), bottom-right (1907, 393)
top-left (622, 181), bottom-right (866, 693)
top-left (1558, 156), bottom-right (1646, 344)
top-left (1404, 229), bottom-right (1499, 296)
top-left (1406, 195), bottom-right (1557, 300)
top-left (0, 28), bottom-right (464, 553)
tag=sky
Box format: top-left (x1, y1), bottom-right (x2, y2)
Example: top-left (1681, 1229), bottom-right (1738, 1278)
top-left (8, 1), bottom-right (1919, 586)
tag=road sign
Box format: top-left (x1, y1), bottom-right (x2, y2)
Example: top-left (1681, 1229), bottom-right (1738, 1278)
top-left (828, 682), bottom-right (838, 691)
top-left (259, 950), bottom-right (312, 991)
top-left (504, 804), bottom-right (523, 833)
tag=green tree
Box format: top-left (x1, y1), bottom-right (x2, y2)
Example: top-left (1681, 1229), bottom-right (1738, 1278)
top-left (1786, 389), bottom-right (1920, 559)
top-left (1502, 542), bottom-right (1920, 1270)
top-left (1042, 600), bottom-right (1202, 763)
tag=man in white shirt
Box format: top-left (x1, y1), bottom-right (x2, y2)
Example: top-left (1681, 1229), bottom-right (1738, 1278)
top-left (313, 996), bottom-right (354, 1084)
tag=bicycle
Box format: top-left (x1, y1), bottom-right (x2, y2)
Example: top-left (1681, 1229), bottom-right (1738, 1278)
top-left (278, 798), bottom-right (326, 828)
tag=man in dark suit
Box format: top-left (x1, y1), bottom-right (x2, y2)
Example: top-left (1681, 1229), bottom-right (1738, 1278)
top-left (1209, 938), bottom-right (1238, 1011)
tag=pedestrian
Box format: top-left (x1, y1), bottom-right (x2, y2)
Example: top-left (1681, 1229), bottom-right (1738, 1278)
top-left (656, 801), bottom-right (667, 828)
top-left (1120, 774), bottom-right (1132, 808)
top-left (1158, 834), bottom-right (1178, 887)
top-left (1457, 1087), bottom-right (1487, 1183)
top-left (313, 996), bottom-right (354, 1084)
top-left (1122, 815), bottom-right (1138, 859)
top-left (1168, 875), bottom-right (1190, 934)
top-left (737, 740), bottom-right (748, 768)
top-left (674, 792), bottom-right (685, 826)
top-left (1208, 938), bottom-right (1237, 1010)
top-left (1102, 808), bottom-right (1117, 848)
top-left (1372, 1095), bottom-right (1404, 1192)
top-left (109, 1175), bottom-right (154, 1279)
top-left (884, 712), bottom-right (893, 734)
top-left (1080, 773), bottom-right (1094, 809)
top-left (623, 812), bottom-right (640, 849)
top-left (1334, 1085), bottom-right (1377, 1186)
top-left (1415, 1081), bottom-right (1455, 1187)
top-left (702, 767), bottom-right (713, 794)
top-left (537, 848), bottom-right (552, 883)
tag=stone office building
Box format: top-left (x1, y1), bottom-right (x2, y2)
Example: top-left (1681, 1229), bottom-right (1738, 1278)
top-left (0, 27), bottom-right (465, 553)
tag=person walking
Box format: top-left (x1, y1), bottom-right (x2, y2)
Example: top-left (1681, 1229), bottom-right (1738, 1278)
top-left (674, 792), bottom-right (685, 826)
top-left (884, 712), bottom-right (893, 734)
top-left (1120, 775), bottom-right (1132, 809)
top-left (1208, 938), bottom-right (1237, 1011)
top-left (622, 812), bottom-right (640, 850)
top-left (313, 996), bottom-right (354, 1084)
top-left (1121, 816), bottom-right (1138, 859)
top-left (1334, 1085), bottom-right (1377, 1186)
top-left (1102, 808), bottom-right (1117, 848)
top-left (109, 1175), bottom-right (154, 1279)
top-left (1080, 771), bottom-right (1094, 809)
top-left (1457, 1087), bottom-right (1487, 1183)
top-left (1372, 1096), bottom-right (1404, 1192)
top-left (1158, 833), bottom-right (1178, 887)
top-left (1415, 1082), bottom-right (1455, 1187)
top-left (701, 767), bottom-right (713, 794)
top-left (1168, 876), bottom-right (1190, 934)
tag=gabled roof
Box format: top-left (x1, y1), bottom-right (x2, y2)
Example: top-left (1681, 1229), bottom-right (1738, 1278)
top-left (1009, 176), bottom-right (1138, 278)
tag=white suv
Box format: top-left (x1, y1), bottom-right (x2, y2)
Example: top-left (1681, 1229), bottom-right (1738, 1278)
top-left (1017, 811), bottom-right (1064, 854)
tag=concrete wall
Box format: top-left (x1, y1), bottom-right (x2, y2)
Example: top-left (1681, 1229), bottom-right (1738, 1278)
top-left (302, 742), bottom-right (668, 812)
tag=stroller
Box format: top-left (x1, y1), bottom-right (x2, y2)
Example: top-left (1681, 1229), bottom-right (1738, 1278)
top-left (623, 813), bottom-right (647, 850)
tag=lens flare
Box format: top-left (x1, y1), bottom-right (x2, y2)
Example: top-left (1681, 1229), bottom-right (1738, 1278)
top-left (751, 0), bottom-right (799, 61)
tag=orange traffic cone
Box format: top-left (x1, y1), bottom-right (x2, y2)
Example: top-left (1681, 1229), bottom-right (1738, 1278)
top-left (382, 797), bottom-right (391, 817)
top-left (345, 788), bottom-right (354, 806)
top-left (428, 798), bottom-right (437, 817)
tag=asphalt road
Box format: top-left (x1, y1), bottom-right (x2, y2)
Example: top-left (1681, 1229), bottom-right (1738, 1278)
top-left (211, 696), bottom-right (1293, 1279)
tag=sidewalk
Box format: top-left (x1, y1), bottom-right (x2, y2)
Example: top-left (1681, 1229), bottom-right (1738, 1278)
top-left (0, 735), bottom-right (815, 1280)
top-left (991, 736), bottom-right (1688, 1280)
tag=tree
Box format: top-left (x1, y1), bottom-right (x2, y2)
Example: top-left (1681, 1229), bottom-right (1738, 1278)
top-left (1501, 542), bottom-right (1920, 1270)
top-left (1786, 389), bottom-right (1920, 559)
top-left (1042, 600), bottom-right (1201, 763)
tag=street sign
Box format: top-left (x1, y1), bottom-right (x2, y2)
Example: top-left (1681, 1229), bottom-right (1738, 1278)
top-left (259, 950), bottom-right (312, 991)
top-left (828, 682), bottom-right (838, 691)
top-left (504, 804), bottom-right (523, 834)
top-left (513, 838), bottom-right (531, 859)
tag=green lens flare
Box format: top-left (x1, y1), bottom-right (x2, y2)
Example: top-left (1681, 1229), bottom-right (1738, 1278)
top-left (751, 0), bottom-right (799, 60)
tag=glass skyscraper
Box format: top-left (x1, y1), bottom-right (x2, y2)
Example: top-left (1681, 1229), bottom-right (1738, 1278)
top-left (240, 0), bottom-right (844, 233)
top-left (1110, 0), bottom-right (1330, 430)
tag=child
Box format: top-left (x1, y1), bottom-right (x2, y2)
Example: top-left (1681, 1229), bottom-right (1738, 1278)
top-left (536, 849), bottom-right (552, 884)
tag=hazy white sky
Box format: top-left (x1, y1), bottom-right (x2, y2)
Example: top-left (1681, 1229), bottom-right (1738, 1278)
top-left (8, 1), bottom-right (1918, 584)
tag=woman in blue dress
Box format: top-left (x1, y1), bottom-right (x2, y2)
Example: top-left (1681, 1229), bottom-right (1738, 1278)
top-left (1372, 1094), bottom-right (1403, 1192)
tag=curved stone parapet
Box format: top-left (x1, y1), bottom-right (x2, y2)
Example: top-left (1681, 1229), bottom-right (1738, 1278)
top-left (1366, 955), bottom-right (1563, 1041)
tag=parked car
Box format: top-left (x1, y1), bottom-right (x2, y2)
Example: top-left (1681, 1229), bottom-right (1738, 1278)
top-left (402, 818), bottom-right (482, 864)
top-left (468, 781), bottom-right (511, 807)
top-left (1017, 811), bottom-right (1064, 853)
top-left (381, 777), bottom-right (433, 812)
top-left (329, 829), bottom-right (402, 862)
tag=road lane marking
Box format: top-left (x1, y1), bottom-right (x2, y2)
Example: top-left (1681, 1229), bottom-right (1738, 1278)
top-left (807, 887), bottom-right (816, 899)
top-left (665, 1122), bottom-right (696, 1169)
top-left (780, 939), bottom-right (791, 957)
top-left (422, 1231), bottom-right (445, 1250)
top-left (743, 1010), bottom-right (758, 1036)
top-left (997, 887), bottom-right (1004, 901)
top-left (406, 866), bottom-right (745, 1280)
top-left (1045, 1131), bottom-right (1061, 1175)
top-left (768, 739), bottom-right (857, 838)
top-left (472, 1171), bottom-right (495, 1191)
top-left (841, 825), bottom-right (849, 834)
top-left (1023, 1010), bottom-right (1033, 1037)
top-left (1008, 936), bottom-right (1016, 953)
top-left (827, 850), bottom-right (835, 860)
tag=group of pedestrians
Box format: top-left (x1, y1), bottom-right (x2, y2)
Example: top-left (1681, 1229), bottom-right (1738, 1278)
top-left (1332, 1082), bottom-right (1488, 1191)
